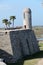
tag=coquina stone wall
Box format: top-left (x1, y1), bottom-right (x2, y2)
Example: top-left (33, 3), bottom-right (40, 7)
top-left (0, 29), bottom-right (39, 63)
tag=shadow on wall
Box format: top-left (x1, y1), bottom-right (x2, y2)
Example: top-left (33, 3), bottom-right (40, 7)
top-left (0, 49), bottom-right (13, 63)
top-left (7, 51), bottom-right (43, 65)
top-left (14, 51), bottom-right (43, 65)
top-left (0, 30), bottom-right (40, 64)
top-left (9, 29), bottom-right (40, 62)
top-left (0, 49), bottom-right (42, 65)
top-left (9, 30), bottom-right (23, 62)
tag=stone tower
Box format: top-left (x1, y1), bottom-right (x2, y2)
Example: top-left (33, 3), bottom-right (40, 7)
top-left (0, 8), bottom-right (39, 63)
top-left (23, 8), bottom-right (32, 29)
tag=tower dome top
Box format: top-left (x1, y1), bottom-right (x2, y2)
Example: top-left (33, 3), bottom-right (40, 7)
top-left (23, 8), bottom-right (31, 13)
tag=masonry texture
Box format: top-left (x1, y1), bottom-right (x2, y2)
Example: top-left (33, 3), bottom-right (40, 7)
top-left (0, 29), bottom-right (39, 63)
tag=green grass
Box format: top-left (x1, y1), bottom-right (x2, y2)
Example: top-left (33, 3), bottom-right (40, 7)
top-left (39, 43), bottom-right (43, 50)
top-left (33, 27), bottom-right (43, 38)
top-left (7, 43), bottom-right (43, 65)
top-left (39, 43), bottom-right (43, 47)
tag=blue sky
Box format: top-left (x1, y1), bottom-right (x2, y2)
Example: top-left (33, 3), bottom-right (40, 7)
top-left (0, 0), bottom-right (43, 27)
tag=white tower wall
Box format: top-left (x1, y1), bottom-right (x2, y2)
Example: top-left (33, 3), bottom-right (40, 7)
top-left (23, 8), bottom-right (32, 29)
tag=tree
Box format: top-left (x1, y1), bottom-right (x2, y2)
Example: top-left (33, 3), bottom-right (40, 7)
top-left (2, 19), bottom-right (8, 28)
top-left (10, 16), bottom-right (16, 28)
top-left (8, 21), bottom-right (11, 28)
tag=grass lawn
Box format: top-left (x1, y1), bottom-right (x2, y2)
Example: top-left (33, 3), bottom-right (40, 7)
top-left (7, 43), bottom-right (43, 65)
top-left (39, 43), bottom-right (43, 50)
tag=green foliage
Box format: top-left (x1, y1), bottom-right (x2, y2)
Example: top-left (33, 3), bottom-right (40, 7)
top-left (2, 19), bottom-right (8, 28)
top-left (10, 16), bottom-right (16, 21)
top-left (2, 15), bottom-right (16, 28)
top-left (2, 19), bottom-right (8, 25)
top-left (10, 16), bottom-right (16, 27)
top-left (39, 43), bottom-right (43, 47)
top-left (8, 21), bottom-right (11, 28)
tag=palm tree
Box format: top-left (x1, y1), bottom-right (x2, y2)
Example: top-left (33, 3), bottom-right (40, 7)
top-left (10, 16), bottom-right (16, 28)
top-left (2, 19), bottom-right (8, 28)
top-left (8, 21), bottom-right (11, 28)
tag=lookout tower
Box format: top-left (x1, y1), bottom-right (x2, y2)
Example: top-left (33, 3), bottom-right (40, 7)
top-left (0, 8), bottom-right (39, 63)
top-left (23, 8), bottom-right (32, 29)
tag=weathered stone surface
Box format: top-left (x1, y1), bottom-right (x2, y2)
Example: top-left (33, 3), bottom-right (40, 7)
top-left (0, 29), bottom-right (39, 63)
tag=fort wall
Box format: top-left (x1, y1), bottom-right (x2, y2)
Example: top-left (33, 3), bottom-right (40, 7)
top-left (0, 29), bottom-right (39, 63)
